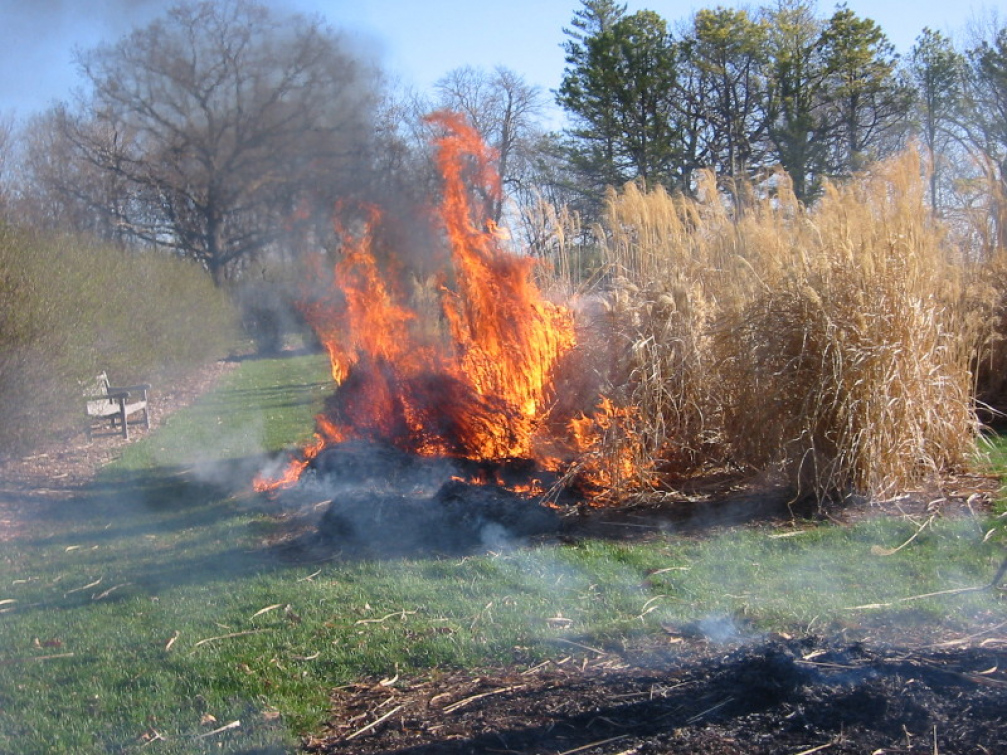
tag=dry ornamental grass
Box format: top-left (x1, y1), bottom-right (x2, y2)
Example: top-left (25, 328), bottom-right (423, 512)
top-left (555, 150), bottom-right (984, 505)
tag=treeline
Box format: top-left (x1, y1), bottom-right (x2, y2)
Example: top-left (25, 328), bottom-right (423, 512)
top-left (554, 0), bottom-right (1007, 254)
top-left (4, 0), bottom-right (1005, 281)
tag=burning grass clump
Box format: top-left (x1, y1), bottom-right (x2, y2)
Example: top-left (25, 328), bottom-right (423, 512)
top-left (261, 121), bottom-right (978, 508)
top-left (559, 174), bottom-right (742, 502)
top-left (580, 151), bottom-right (979, 502)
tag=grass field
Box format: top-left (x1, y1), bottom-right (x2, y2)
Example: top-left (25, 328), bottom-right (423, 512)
top-left (0, 353), bottom-right (1004, 753)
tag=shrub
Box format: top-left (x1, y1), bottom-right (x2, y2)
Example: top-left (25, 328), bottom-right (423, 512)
top-left (0, 228), bottom-right (238, 453)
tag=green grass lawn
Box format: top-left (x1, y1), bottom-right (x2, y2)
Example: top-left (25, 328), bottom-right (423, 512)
top-left (1, 353), bottom-right (1004, 753)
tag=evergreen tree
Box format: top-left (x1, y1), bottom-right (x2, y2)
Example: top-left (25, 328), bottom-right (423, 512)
top-left (557, 7), bottom-right (680, 198)
top-left (683, 7), bottom-right (770, 183)
top-left (907, 28), bottom-right (966, 215)
top-left (763, 0), bottom-right (830, 202)
top-left (820, 6), bottom-right (912, 174)
top-left (558, 0), bottom-right (629, 199)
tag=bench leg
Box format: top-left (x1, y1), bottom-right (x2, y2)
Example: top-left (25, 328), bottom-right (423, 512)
top-left (118, 400), bottom-right (129, 440)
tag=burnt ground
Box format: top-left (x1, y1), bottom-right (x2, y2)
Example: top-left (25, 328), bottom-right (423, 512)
top-left (304, 630), bottom-right (1007, 755)
top-left (3, 358), bottom-right (1007, 754)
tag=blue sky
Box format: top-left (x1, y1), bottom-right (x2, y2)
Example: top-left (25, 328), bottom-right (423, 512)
top-left (0, 0), bottom-right (997, 121)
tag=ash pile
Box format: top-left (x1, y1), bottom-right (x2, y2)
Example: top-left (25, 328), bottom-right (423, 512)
top-left (297, 441), bottom-right (562, 558)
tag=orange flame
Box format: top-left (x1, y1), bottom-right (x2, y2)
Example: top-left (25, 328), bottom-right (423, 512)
top-left (255, 112), bottom-right (576, 492)
top-left (567, 397), bottom-right (656, 503)
top-left (253, 434), bottom-right (326, 492)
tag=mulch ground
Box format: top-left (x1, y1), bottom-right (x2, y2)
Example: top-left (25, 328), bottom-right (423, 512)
top-left (304, 628), bottom-right (1007, 754)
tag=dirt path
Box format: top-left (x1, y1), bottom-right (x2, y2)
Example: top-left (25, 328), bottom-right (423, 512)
top-left (0, 359), bottom-right (239, 542)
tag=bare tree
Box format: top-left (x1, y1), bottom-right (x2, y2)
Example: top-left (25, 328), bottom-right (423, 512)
top-left (962, 14), bottom-right (1007, 253)
top-left (66, 0), bottom-right (379, 284)
top-left (14, 106), bottom-right (139, 241)
top-left (435, 65), bottom-right (546, 223)
top-left (906, 29), bottom-right (966, 217)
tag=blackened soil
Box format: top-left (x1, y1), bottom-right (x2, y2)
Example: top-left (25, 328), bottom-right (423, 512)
top-left (304, 633), bottom-right (1007, 754)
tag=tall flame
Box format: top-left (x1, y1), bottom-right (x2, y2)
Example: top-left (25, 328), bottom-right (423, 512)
top-left (255, 112), bottom-right (576, 491)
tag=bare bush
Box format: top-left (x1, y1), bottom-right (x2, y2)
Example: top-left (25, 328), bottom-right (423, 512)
top-left (0, 228), bottom-right (238, 453)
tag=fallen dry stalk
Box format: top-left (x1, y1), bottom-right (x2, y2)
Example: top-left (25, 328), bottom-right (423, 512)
top-left (556, 734), bottom-right (630, 755)
top-left (441, 684), bottom-right (528, 714)
top-left (63, 577), bottom-right (101, 597)
top-left (355, 610), bottom-right (416, 625)
top-left (164, 630), bottom-right (179, 652)
top-left (844, 584), bottom-right (990, 610)
top-left (191, 629), bottom-right (271, 650)
top-left (138, 729), bottom-right (166, 748)
top-left (870, 514), bottom-right (936, 556)
top-left (344, 704), bottom-right (404, 741)
top-left (932, 619), bottom-right (1007, 648)
top-left (193, 720), bottom-right (241, 739)
top-left (92, 583), bottom-right (129, 600)
top-left (793, 744), bottom-right (833, 755)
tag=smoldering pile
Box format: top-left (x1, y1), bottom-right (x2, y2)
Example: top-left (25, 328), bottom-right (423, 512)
top-left (284, 440), bottom-right (563, 558)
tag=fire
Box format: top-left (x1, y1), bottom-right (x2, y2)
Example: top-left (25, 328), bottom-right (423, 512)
top-left (255, 434), bottom-right (327, 491)
top-left (567, 397), bottom-right (655, 501)
top-left (255, 112), bottom-right (576, 492)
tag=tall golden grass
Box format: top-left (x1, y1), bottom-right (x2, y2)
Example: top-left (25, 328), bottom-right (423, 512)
top-left (565, 150), bottom-right (982, 503)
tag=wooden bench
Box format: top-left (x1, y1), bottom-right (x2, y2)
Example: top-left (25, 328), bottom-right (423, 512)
top-left (83, 372), bottom-right (151, 440)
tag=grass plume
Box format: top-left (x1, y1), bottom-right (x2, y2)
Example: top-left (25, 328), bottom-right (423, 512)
top-left (567, 150), bottom-right (980, 503)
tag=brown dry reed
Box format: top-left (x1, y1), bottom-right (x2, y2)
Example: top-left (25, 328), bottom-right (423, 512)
top-left (965, 153), bottom-right (1007, 410)
top-left (564, 150), bottom-right (981, 504)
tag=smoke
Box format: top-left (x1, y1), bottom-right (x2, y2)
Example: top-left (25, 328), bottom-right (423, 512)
top-left (267, 440), bottom-right (561, 558)
top-left (0, 0), bottom-right (381, 117)
top-left (0, 0), bottom-right (169, 114)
